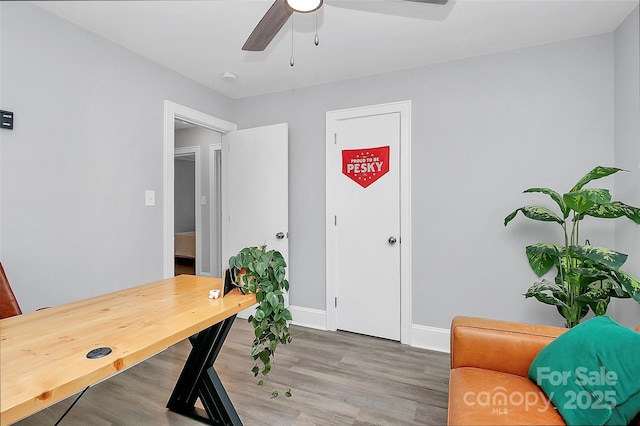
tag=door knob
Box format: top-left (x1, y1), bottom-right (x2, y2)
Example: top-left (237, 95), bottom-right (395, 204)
top-left (276, 232), bottom-right (285, 240)
top-left (388, 236), bottom-right (397, 245)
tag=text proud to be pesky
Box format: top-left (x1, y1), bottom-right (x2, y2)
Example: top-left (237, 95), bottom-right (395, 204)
top-left (345, 156), bottom-right (384, 174)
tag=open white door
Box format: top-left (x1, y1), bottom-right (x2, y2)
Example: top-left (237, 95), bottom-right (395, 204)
top-left (221, 123), bottom-right (289, 276)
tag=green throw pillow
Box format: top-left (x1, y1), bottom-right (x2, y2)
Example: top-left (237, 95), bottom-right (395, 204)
top-left (529, 316), bottom-right (640, 426)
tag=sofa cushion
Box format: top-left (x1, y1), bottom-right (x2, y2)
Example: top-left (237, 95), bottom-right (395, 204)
top-left (450, 316), bottom-right (566, 377)
top-left (529, 316), bottom-right (640, 426)
top-left (448, 367), bottom-right (565, 425)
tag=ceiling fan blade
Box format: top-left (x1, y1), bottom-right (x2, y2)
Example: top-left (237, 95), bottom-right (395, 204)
top-left (242, 0), bottom-right (293, 52)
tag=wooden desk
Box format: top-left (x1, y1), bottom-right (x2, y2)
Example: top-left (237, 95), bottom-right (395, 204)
top-left (0, 275), bottom-right (256, 426)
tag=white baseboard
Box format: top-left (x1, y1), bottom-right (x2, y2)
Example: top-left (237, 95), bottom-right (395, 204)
top-left (411, 324), bottom-right (450, 353)
top-left (289, 305), bottom-right (327, 330)
top-left (288, 305), bottom-right (450, 353)
top-left (274, 305), bottom-right (451, 352)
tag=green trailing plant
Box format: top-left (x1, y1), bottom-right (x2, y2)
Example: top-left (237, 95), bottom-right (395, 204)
top-left (504, 166), bottom-right (640, 328)
top-left (228, 245), bottom-right (293, 398)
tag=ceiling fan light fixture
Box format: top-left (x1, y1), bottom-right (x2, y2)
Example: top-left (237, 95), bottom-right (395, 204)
top-left (285, 0), bottom-right (323, 13)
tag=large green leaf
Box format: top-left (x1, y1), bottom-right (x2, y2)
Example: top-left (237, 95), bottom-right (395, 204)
top-left (570, 166), bottom-right (623, 192)
top-left (267, 292), bottom-right (279, 309)
top-left (569, 245), bottom-right (628, 270)
top-left (254, 308), bottom-right (266, 321)
top-left (523, 187), bottom-right (569, 218)
top-left (563, 189), bottom-right (611, 214)
top-left (525, 281), bottom-right (568, 307)
top-left (504, 206), bottom-right (564, 226)
top-left (255, 261), bottom-right (266, 276)
top-left (570, 267), bottom-right (617, 290)
top-left (585, 201), bottom-right (640, 224)
top-left (274, 267), bottom-right (286, 283)
top-left (525, 279), bottom-right (566, 296)
top-left (609, 281), bottom-right (632, 298)
top-left (576, 288), bottom-right (610, 303)
top-left (526, 243), bottom-right (563, 276)
top-left (581, 276), bottom-right (630, 300)
top-left (614, 270), bottom-right (640, 302)
top-left (281, 308), bottom-right (292, 321)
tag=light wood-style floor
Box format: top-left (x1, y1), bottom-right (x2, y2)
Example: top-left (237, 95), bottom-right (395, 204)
top-left (15, 321), bottom-right (450, 426)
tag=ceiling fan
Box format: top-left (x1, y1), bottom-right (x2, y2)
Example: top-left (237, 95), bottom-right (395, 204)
top-left (242, 0), bottom-right (449, 52)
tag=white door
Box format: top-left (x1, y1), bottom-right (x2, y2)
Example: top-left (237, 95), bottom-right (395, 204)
top-left (221, 123), bottom-right (289, 273)
top-left (332, 112), bottom-right (401, 340)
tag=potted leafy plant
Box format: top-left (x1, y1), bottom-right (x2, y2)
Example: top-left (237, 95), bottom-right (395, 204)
top-left (504, 166), bottom-right (640, 328)
top-left (228, 245), bottom-right (293, 397)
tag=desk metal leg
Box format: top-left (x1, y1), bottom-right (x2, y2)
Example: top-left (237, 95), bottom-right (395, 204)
top-left (167, 316), bottom-right (242, 425)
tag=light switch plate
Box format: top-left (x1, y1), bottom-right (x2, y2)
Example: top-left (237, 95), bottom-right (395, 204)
top-left (145, 190), bottom-right (155, 206)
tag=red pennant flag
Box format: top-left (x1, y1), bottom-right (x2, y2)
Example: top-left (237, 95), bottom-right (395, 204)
top-left (342, 146), bottom-right (390, 188)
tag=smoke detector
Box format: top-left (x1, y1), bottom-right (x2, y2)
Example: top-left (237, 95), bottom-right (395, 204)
top-left (222, 72), bottom-right (237, 82)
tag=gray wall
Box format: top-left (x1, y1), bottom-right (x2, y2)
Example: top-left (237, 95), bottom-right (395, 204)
top-left (1, 1), bottom-right (638, 329)
top-left (613, 6), bottom-right (640, 327)
top-left (0, 2), bottom-right (234, 312)
top-left (235, 32), bottom-right (638, 329)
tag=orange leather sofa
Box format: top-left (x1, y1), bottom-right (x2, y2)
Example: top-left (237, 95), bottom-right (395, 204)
top-left (447, 316), bottom-right (640, 425)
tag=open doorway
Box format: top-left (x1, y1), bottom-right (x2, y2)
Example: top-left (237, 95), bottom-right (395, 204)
top-left (163, 101), bottom-right (237, 279)
top-left (174, 151), bottom-right (197, 275)
top-left (174, 124), bottom-right (222, 277)
top-left (163, 102), bottom-right (289, 293)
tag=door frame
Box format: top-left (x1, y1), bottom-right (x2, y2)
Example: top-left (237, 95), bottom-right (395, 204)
top-left (174, 146), bottom-right (202, 275)
top-left (163, 101), bottom-right (236, 279)
top-left (209, 143), bottom-right (222, 278)
top-left (325, 100), bottom-right (412, 344)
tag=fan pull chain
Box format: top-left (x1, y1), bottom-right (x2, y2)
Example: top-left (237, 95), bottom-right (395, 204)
top-left (314, 10), bottom-right (319, 46)
top-left (290, 14), bottom-right (295, 67)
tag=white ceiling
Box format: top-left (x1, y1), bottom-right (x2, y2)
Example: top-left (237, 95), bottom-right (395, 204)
top-left (32, 0), bottom-right (639, 99)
